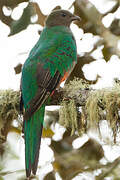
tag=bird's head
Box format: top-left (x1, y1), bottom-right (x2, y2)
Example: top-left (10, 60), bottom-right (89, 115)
top-left (45, 10), bottom-right (80, 27)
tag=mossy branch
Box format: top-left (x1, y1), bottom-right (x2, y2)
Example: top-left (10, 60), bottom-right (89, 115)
top-left (1, 78), bottom-right (120, 142)
top-left (52, 78), bottom-right (120, 142)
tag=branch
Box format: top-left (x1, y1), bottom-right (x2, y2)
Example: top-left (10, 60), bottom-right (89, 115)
top-left (96, 157), bottom-right (120, 180)
top-left (1, 78), bottom-right (120, 142)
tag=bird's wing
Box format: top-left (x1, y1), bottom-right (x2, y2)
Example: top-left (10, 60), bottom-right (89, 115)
top-left (24, 64), bottom-right (62, 120)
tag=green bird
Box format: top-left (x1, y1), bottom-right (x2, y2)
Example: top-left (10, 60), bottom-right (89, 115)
top-left (21, 9), bottom-right (80, 178)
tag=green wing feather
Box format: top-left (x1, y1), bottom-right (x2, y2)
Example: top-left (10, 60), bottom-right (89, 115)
top-left (21, 25), bottom-right (77, 177)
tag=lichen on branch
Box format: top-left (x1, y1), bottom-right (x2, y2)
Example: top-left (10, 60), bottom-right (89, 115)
top-left (0, 78), bottom-right (120, 143)
top-left (58, 78), bottom-right (120, 142)
top-left (0, 89), bottom-right (20, 142)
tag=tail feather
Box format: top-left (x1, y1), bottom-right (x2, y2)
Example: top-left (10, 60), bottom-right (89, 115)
top-left (24, 104), bottom-right (45, 177)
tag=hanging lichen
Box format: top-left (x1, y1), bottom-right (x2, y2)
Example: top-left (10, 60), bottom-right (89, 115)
top-left (85, 90), bottom-right (103, 129)
top-left (59, 78), bottom-right (120, 142)
top-left (59, 78), bottom-right (90, 135)
top-left (85, 84), bottom-right (120, 142)
top-left (59, 99), bottom-right (78, 135)
top-left (0, 89), bottom-right (20, 142)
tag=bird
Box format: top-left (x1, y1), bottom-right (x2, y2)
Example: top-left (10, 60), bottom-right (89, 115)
top-left (21, 9), bottom-right (80, 178)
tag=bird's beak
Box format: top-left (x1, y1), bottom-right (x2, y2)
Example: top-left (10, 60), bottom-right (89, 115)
top-left (71, 15), bottom-right (81, 21)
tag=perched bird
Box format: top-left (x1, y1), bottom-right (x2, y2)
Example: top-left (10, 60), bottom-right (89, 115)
top-left (21, 9), bottom-right (80, 178)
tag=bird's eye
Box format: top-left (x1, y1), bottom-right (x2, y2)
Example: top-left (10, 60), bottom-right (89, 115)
top-left (61, 13), bottom-right (66, 17)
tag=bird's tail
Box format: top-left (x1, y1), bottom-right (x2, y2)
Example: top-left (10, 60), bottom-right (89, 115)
top-left (24, 104), bottom-right (45, 177)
